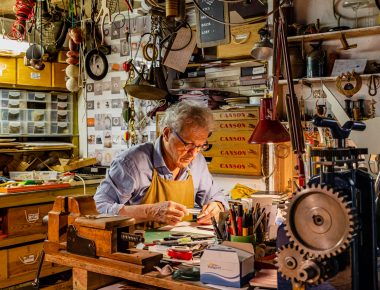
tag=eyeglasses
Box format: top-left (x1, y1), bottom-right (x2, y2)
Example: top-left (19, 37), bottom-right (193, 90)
top-left (173, 131), bottom-right (210, 152)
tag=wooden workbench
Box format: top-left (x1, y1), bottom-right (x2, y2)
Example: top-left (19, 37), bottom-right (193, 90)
top-left (45, 250), bottom-right (214, 290)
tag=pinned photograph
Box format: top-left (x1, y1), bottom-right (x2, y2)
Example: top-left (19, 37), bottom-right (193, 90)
top-left (111, 98), bottom-right (123, 108)
top-left (87, 117), bottom-right (95, 127)
top-left (95, 114), bottom-right (111, 130)
top-left (111, 44), bottom-right (120, 54)
top-left (111, 21), bottom-right (121, 40)
top-left (86, 83), bottom-right (94, 93)
top-left (103, 130), bottom-right (112, 148)
top-left (103, 81), bottom-right (111, 91)
top-left (94, 82), bottom-right (103, 96)
top-left (112, 116), bottom-right (121, 127)
top-left (87, 100), bottom-right (95, 110)
top-left (111, 77), bottom-right (121, 94)
top-left (88, 135), bottom-right (95, 144)
top-left (120, 39), bottom-right (130, 57)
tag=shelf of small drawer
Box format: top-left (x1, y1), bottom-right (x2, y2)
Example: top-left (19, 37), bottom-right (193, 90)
top-left (278, 73), bottom-right (380, 85)
top-left (287, 26), bottom-right (380, 43)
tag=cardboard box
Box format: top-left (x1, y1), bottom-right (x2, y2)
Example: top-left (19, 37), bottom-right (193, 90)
top-left (0, 57), bottom-right (16, 84)
top-left (200, 241), bottom-right (254, 287)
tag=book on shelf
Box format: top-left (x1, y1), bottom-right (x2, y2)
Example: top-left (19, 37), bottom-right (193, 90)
top-left (241, 65), bottom-right (267, 77)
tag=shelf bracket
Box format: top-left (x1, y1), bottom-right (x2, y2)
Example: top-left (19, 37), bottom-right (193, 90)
top-left (339, 33), bottom-right (357, 50)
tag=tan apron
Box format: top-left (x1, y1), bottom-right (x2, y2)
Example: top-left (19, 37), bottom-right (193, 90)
top-left (141, 169), bottom-right (195, 227)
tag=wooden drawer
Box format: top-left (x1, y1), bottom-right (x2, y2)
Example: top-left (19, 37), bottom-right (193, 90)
top-left (0, 57), bottom-right (17, 84)
top-left (208, 156), bottom-right (261, 176)
top-left (0, 241), bottom-right (53, 281)
top-left (1, 203), bottom-right (52, 237)
top-left (212, 108), bottom-right (259, 121)
top-left (16, 58), bottom-right (52, 87)
top-left (217, 22), bottom-right (264, 59)
top-left (203, 143), bottom-right (260, 158)
top-left (52, 62), bottom-right (68, 89)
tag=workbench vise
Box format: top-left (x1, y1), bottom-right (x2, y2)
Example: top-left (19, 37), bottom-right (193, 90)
top-left (44, 195), bottom-right (162, 274)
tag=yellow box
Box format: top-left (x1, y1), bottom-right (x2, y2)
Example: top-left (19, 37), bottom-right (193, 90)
top-left (208, 156), bottom-right (261, 176)
top-left (208, 130), bottom-right (252, 144)
top-left (0, 57), bottom-right (16, 84)
top-left (52, 62), bottom-right (68, 89)
top-left (202, 143), bottom-right (260, 158)
top-left (217, 22), bottom-right (264, 59)
top-left (213, 119), bottom-right (258, 131)
top-left (16, 58), bottom-right (51, 87)
top-left (212, 108), bottom-right (259, 121)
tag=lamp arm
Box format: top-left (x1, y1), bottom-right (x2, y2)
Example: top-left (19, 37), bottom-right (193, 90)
top-left (278, 7), bottom-right (306, 186)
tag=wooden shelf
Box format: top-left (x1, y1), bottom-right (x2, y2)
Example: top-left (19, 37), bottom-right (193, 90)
top-left (0, 182), bottom-right (100, 208)
top-left (287, 26), bottom-right (380, 43)
top-left (0, 233), bottom-right (45, 249)
top-left (278, 73), bottom-right (380, 85)
top-left (0, 83), bottom-right (69, 93)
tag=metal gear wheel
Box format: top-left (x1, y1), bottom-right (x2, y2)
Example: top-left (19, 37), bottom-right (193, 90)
top-left (277, 243), bottom-right (306, 283)
top-left (284, 184), bottom-right (355, 258)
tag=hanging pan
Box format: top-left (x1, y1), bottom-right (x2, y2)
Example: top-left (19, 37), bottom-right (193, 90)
top-left (124, 61), bottom-right (168, 100)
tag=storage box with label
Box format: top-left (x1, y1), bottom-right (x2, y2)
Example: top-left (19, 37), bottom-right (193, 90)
top-left (217, 22), bottom-right (264, 59)
top-left (52, 62), bottom-right (68, 88)
top-left (16, 58), bottom-right (52, 87)
top-left (200, 242), bottom-right (254, 287)
top-left (0, 57), bottom-right (16, 84)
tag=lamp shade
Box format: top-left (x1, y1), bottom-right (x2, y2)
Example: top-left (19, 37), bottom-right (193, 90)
top-left (250, 36), bottom-right (273, 61)
top-left (249, 98), bottom-right (290, 144)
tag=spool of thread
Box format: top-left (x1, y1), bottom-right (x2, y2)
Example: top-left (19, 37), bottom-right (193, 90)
top-left (166, 0), bottom-right (179, 17)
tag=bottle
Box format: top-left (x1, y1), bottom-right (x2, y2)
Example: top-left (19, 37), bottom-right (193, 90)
top-left (306, 42), bottom-right (326, 78)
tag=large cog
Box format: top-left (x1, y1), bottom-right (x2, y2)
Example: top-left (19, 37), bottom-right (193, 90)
top-left (284, 184), bottom-right (355, 258)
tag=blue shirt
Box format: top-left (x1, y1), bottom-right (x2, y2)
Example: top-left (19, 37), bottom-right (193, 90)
top-left (94, 136), bottom-right (228, 214)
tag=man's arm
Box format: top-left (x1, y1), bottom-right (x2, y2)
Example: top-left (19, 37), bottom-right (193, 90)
top-left (94, 156), bottom-right (138, 214)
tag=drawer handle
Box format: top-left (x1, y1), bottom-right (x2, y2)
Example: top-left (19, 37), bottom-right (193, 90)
top-left (24, 209), bottom-right (40, 224)
top-left (19, 252), bottom-right (39, 265)
top-left (248, 149), bottom-right (257, 155)
top-left (248, 124), bottom-right (256, 129)
top-left (248, 113), bottom-right (257, 118)
top-left (231, 32), bottom-right (251, 44)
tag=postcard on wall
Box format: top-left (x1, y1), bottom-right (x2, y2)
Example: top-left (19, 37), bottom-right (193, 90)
top-left (331, 59), bottom-right (367, 76)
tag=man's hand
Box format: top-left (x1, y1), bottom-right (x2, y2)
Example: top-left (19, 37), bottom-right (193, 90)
top-left (197, 201), bottom-right (224, 225)
top-left (146, 201), bottom-right (187, 225)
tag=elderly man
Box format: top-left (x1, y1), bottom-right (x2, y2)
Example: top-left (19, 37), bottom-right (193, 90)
top-left (94, 100), bottom-right (227, 226)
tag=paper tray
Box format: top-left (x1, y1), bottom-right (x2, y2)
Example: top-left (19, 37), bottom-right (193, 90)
top-left (0, 183), bottom-right (71, 193)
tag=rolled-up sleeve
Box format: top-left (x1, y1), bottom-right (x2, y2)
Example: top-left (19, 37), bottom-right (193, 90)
top-left (192, 155), bottom-right (229, 210)
top-left (94, 156), bottom-right (139, 214)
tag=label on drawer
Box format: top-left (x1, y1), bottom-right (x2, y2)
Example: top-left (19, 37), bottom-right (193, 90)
top-left (30, 72), bottom-right (41, 80)
top-left (21, 254), bottom-right (36, 264)
top-left (26, 212), bottom-right (39, 223)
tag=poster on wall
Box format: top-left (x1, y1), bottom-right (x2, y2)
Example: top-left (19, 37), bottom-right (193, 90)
top-left (86, 15), bottom-right (159, 167)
